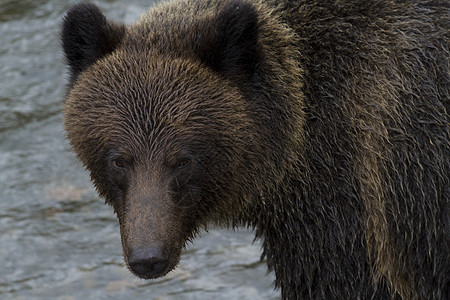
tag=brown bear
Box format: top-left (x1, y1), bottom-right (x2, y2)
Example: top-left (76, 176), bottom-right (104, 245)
top-left (61, 0), bottom-right (449, 299)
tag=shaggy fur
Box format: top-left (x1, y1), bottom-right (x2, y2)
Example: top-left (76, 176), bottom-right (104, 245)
top-left (62, 0), bottom-right (449, 299)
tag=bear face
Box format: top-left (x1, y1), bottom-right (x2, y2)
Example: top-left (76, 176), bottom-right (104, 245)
top-left (62, 0), bottom-right (292, 279)
top-left (65, 54), bottom-right (260, 278)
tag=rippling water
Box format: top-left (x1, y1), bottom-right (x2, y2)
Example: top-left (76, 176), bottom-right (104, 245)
top-left (0, 1), bottom-right (278, 299)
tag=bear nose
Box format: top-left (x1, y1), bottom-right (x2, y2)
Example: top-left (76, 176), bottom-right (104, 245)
top-left (127, 247), bottom-right (169, 279)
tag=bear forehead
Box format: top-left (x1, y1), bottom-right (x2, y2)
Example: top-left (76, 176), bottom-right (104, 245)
top-left (66, 52), bottom-right (252, 144)
top-left (71, 52), bottom-right (236, 112)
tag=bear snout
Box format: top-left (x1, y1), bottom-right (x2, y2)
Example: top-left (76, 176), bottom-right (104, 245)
top-left (127, 247), bottom-right (170, 279)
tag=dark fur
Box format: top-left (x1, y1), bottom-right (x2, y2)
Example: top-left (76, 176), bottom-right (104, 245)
top-left (62, 0), bottom-right (449, 299)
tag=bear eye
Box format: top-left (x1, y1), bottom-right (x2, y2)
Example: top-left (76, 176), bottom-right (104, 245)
top-left (111, 157), bottom-right (126, 170)
top-left (175, 157), bottom-right (191, 169)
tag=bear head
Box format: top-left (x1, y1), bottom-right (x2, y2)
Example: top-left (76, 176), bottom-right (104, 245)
top-left (61, 0), bottom-right (278, 279)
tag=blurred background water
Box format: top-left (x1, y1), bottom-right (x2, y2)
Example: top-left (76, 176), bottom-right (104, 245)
top-left (0, 1), bottom-right (278, 299)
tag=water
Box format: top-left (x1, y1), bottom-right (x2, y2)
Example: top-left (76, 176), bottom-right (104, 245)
top-left (0, 1), bottom-right (278, 299)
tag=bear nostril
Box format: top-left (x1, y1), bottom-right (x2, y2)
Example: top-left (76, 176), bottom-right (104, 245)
top-left (127, 248), bottom-right (169, 279)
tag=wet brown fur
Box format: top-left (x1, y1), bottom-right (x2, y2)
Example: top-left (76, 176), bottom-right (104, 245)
top-left (62, 0), bottom-right (449, 299)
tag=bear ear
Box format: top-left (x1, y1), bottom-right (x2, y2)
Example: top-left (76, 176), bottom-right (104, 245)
top-left (199, 0), bottom-right (260, 80)
top-left (61, 2), bottom-right (126, 86)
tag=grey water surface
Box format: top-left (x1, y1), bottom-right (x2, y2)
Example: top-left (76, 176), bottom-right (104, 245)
top-left (0, 1), bottom-right (278, 299)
